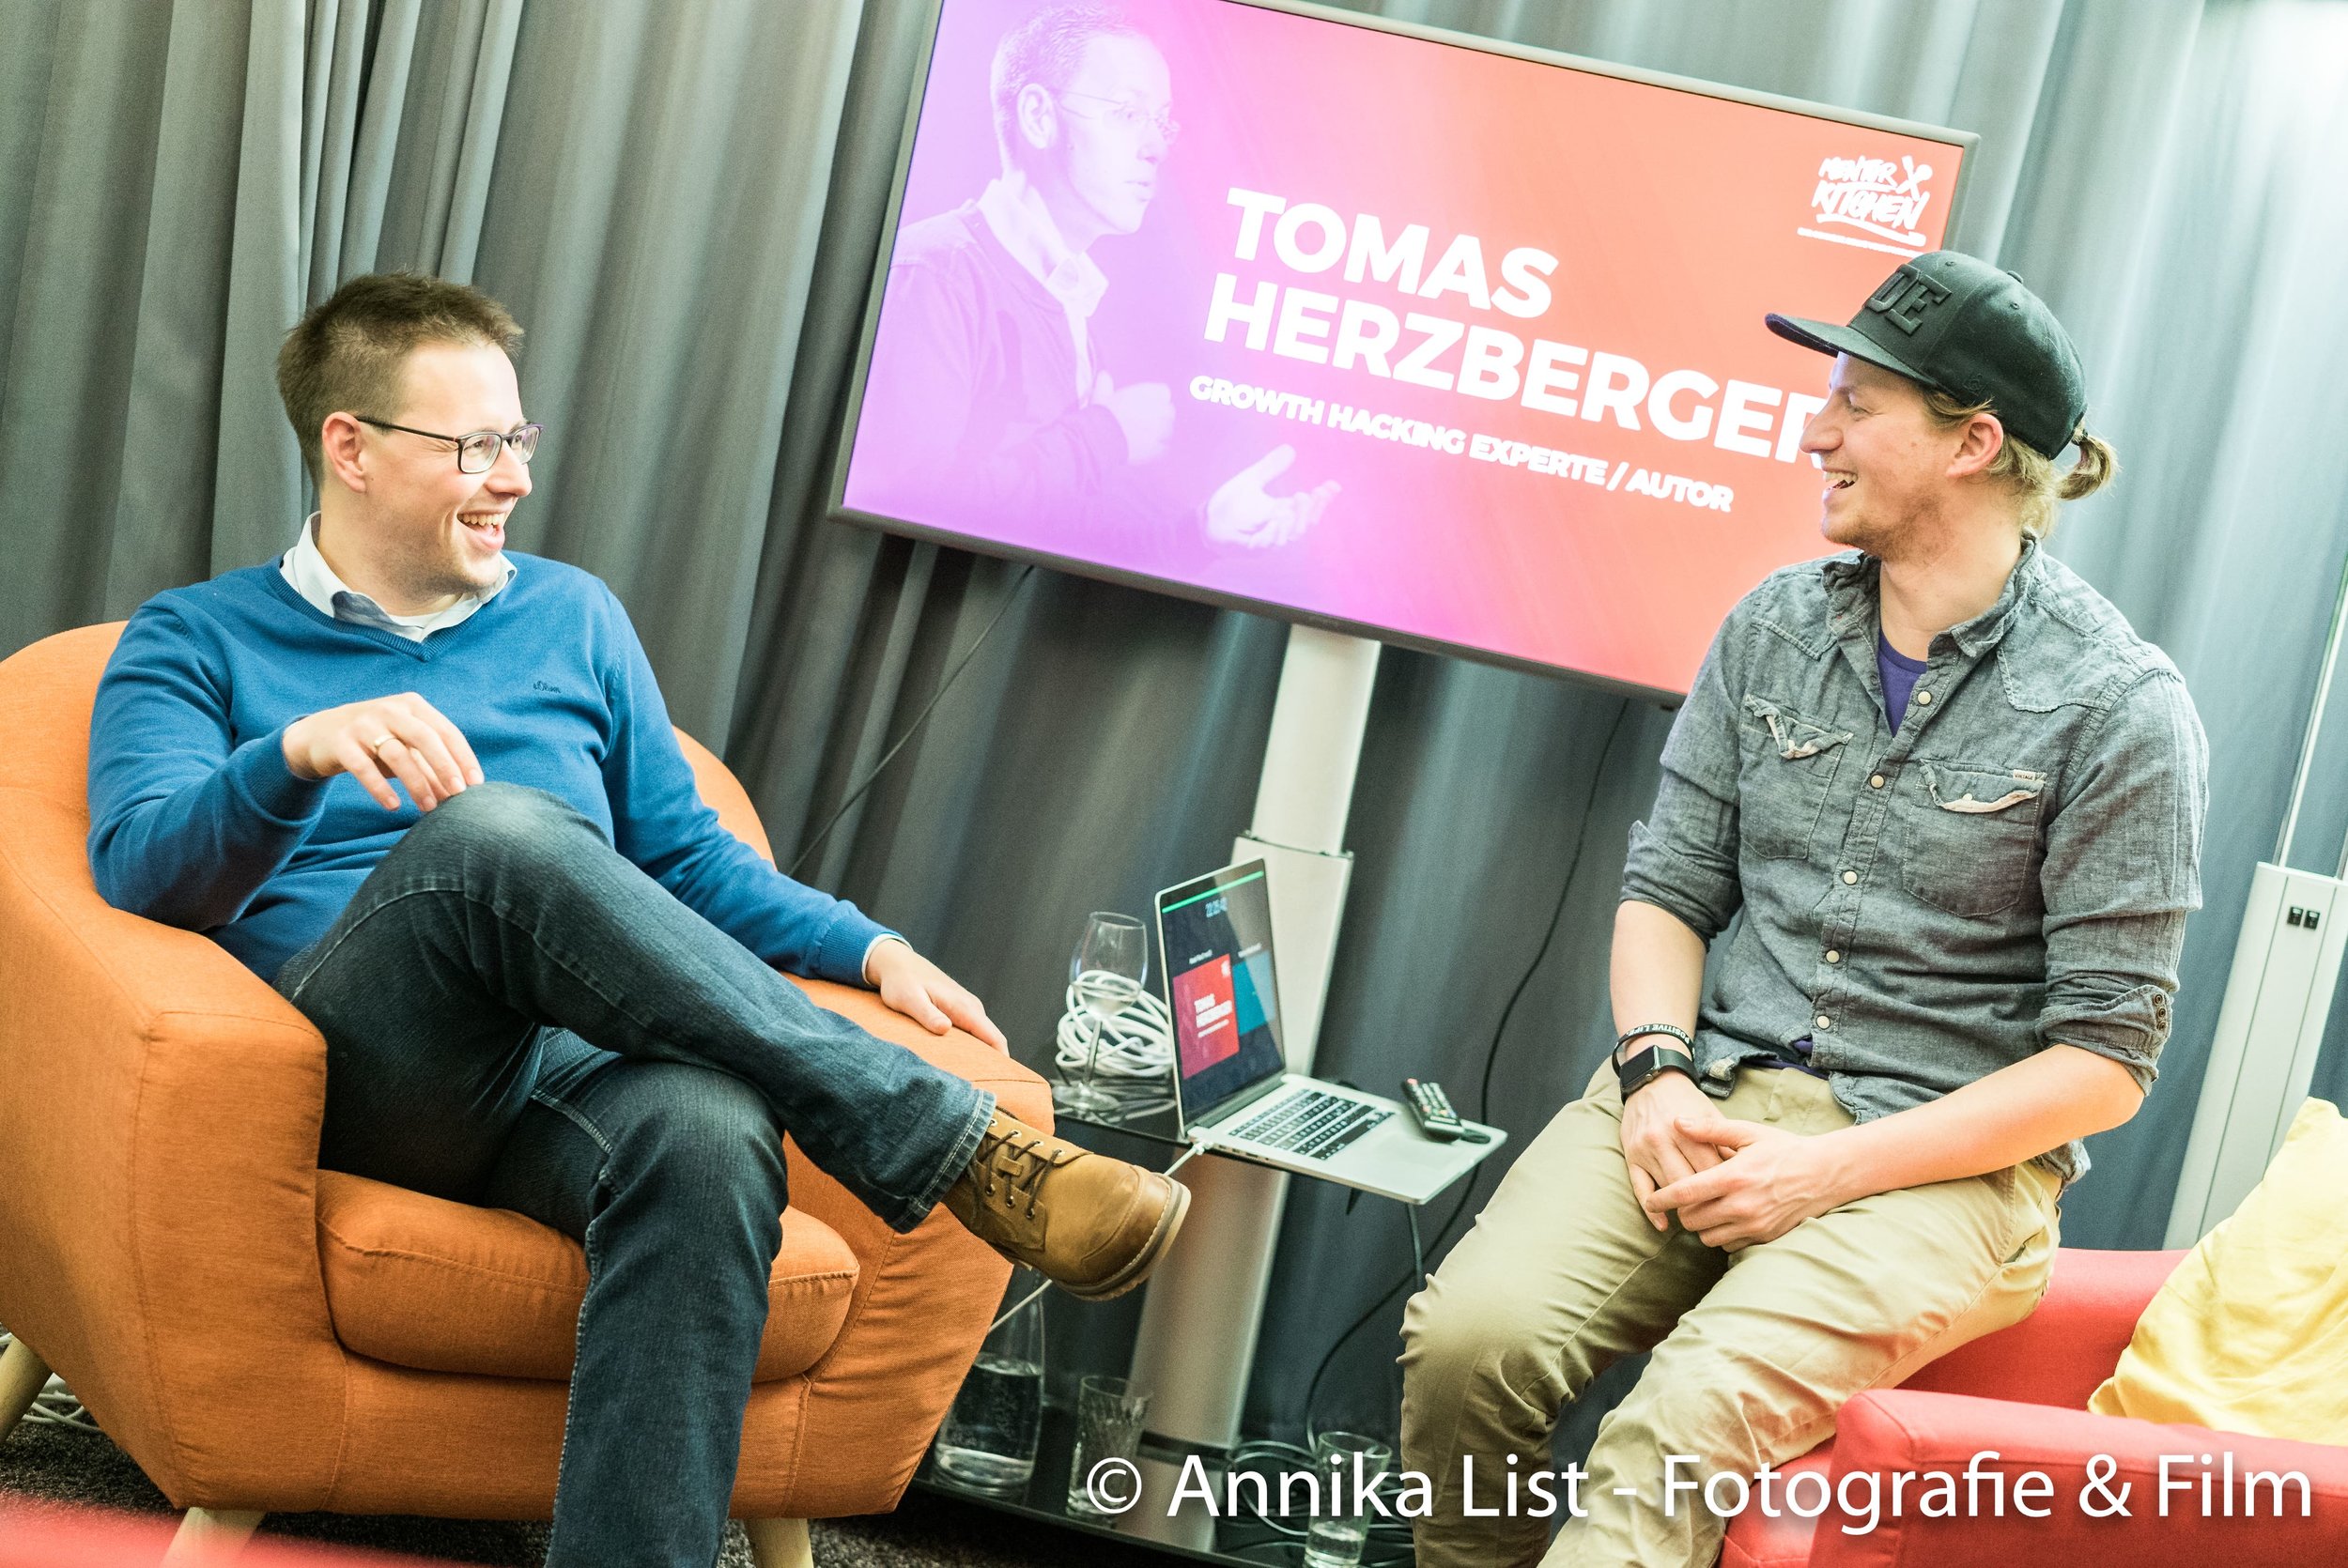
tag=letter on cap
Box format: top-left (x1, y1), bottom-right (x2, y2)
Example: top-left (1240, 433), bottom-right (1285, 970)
top-left (1864, 269), bottom-right (1950, 334)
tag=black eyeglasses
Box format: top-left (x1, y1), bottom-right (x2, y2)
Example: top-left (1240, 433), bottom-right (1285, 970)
top-left (356, 416), bottom-right (542, 475)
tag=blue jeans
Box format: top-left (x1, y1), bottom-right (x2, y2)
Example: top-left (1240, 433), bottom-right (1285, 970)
top-left (272, 783), bottom-right (994, 1568)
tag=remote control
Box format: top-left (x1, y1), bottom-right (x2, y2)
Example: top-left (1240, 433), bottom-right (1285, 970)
top-left (1402, 1077), bottom-right (1495, 1144)
top-left (1402, 1077), bottom-right (1466, 1142)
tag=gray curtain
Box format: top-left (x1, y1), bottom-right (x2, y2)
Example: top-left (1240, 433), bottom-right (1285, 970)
top-left (7, 0), bottom-right (2348, 1464)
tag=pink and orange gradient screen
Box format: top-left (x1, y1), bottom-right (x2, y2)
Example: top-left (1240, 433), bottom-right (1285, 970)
top-left (841, 0), bottom-right (1965, 695)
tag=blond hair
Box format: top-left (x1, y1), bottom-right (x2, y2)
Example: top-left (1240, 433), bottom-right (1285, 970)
top-left (1921, 389), bottom-right (2118, 541)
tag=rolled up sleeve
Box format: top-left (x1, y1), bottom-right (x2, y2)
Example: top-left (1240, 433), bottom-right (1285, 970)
top-left (1621, 618), bottom-right (1746, 942)
top-left (2035, 669), bottom-right (2209, 1088)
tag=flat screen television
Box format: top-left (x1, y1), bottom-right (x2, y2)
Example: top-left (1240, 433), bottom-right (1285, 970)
top-left (832, 0), bottom-right (1974, 699)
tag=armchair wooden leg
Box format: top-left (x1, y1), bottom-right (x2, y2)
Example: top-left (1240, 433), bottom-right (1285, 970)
top-left (161, 1509), bottom-right (264, 1562)
top-left (743, 1516), bottom-right (813, 1568)
top-left (0, 1336), bottom-right (50, 1442)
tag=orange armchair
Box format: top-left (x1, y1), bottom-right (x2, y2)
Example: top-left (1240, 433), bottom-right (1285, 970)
top-left (0, 623), bottom-right (1047, 1562)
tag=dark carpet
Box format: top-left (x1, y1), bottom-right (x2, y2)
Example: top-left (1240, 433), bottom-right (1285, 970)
top-left (0, 1420), bottom-right (1184, 1566)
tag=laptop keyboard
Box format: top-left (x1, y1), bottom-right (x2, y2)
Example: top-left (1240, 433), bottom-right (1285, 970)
top-left (1228, 1089), bottom-right (1391, 1161)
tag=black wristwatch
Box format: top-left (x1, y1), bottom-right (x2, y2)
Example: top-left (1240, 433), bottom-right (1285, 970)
top-left (1614, 1023), bottom-right (1698, 1101)
top-left (1615, 1042), bottom-right (1696, 1100)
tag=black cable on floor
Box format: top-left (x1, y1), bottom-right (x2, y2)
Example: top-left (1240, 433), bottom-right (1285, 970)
top-left (788, 562), bottom-right (1038, 879)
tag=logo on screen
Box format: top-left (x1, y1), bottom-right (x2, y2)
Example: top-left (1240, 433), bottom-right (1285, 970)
top-left (1800, 154), bottom-right (1935, 256)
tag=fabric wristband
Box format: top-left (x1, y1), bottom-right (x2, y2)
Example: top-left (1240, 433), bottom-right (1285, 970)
top-left (1614, 1022), bottom-right (1696, 1058)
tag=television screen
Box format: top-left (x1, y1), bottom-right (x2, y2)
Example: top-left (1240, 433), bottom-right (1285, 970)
top-left (834, 0), bottom-right (1972, 698)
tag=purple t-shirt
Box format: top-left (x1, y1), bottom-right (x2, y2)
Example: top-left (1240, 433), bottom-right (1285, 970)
top-left (1878, 633), bottom-right (1930, 730)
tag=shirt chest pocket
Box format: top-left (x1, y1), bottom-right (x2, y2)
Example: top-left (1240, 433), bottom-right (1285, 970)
top-left (1739, 696), bottom-right (1853, 861)
top-left (1898, 761), bottom-right (2046, 917)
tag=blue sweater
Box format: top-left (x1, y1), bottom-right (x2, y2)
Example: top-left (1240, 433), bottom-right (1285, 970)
top-left (87, 554), bottom-right (887, 987)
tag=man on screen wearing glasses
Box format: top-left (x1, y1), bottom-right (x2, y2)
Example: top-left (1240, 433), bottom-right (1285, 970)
top-left (1398, 254), bottom-right (2208, 1567)
top-left (84, 270), bottom-right (1189, 1568)
top-left (858, 2), bottom-right (1336, 555)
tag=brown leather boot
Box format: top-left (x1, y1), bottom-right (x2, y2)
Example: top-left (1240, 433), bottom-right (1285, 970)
top-left (940, 1110), bottom-right (1190, 1300)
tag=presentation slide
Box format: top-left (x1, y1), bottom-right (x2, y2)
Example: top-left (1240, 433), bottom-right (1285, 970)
top-left (1172, 953), bottom-right (1241, 1077)
top-left (841, 0), bottom-right (1966, 695)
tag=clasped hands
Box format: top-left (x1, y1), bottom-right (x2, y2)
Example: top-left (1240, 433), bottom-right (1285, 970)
top-left (1617, 1073), bottom-right (1850, 1250)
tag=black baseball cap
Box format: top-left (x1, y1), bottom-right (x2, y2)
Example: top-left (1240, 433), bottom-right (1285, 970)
top-left (1766, 251), bottom-right (2086, 457)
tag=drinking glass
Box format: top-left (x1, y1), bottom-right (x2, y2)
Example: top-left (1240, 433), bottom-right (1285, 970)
top-left (932, 1269), bottom-right (1047, 1495)
top-left (1303, 1430), bottom-right (1393, 1568)
top-left (1055, 912), bottom-right (1148, 1118)
top-left (1063, 1375), bottom-right (1152, 1517)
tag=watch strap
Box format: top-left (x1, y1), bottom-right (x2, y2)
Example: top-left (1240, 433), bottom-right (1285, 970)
top-left (1615, 1041), bottom-right (1698, 1101)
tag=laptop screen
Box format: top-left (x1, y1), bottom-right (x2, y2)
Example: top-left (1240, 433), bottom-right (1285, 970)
top-left (1157, 861), bottom-right (1287, 1121)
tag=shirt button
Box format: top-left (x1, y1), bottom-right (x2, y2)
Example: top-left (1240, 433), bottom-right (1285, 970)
top-left (1869, 774), bottom-right (1886, 789)
top-left (1842, 869), bottom-right (1859, 884)
top-left (1825, 949), bottom-right (1842, 963)
top-left (1914, 690), bottom-right (1933, 705)
top-left (1815, 1015), bottom-right (1833, 1030)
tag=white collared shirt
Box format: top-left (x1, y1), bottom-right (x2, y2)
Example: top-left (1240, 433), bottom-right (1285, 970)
top-left (281, 513), bottom-right (514, 641)
top-left (975, 177), bottom-right (1109, 403)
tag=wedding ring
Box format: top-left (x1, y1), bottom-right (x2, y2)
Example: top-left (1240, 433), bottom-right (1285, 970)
top-left (367, 732), bottom-right (397, 758)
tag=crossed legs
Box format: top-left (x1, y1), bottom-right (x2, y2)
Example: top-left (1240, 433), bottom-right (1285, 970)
top-left (274, 783), bottom-right (993, 1568)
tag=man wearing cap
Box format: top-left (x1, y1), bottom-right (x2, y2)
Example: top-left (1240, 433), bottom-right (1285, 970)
top-left (1398, 252), bottom-right (2208, 1568)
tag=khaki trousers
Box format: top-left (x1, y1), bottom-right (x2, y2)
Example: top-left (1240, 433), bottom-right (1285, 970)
top-left (1398, 1062), bottom-right (2062, 1568)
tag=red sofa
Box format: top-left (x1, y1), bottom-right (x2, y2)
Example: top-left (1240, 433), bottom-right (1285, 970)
top-left (1721, 1247), bottom-right (2348, 1565)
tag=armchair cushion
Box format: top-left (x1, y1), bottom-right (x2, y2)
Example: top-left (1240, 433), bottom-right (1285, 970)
top-left (1899, 1246), bottom-right (2186, 1409)
top-left (315, 1171), bottom-right (858, 1384)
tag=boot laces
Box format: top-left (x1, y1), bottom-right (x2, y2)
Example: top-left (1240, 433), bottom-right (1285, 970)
top-left (981, 1130), bottom-right (1076, 1221)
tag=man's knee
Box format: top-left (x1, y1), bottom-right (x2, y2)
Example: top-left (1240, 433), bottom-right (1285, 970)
top-left (1602, 1342), bottom-right (1783, 1467)
top-left (606, 1065), bottom-right (790, 1227)
top-left (1400, 1277), bottom-right (1564, 1422)
top-left (404, 779), bottom-right (597, 865)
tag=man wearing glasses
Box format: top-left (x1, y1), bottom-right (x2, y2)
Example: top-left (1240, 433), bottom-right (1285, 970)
top-left (84, 271), bottom-right (1188, 1568)
top-left (857, 2), bottom-right (1336, 554)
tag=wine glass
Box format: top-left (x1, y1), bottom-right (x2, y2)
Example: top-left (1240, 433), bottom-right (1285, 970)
top-left (1055, 912), bottom-right (1148, 1118)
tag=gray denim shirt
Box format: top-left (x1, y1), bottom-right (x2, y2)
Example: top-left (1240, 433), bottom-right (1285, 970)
top-left (1620, 538), bottom-right (2209, 1185)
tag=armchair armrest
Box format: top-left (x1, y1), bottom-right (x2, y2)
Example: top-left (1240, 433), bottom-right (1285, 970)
top-left (1808, 1388), bottom-right (2348, 1567)
top-left (1899, 1247), bottom-right (2187, 1409)
top-left (0, 790), bottom-right (348, 1509)
top-left (766, 976), bottom-right (1049, 1515)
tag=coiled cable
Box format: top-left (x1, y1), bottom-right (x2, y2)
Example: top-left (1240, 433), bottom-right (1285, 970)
top-left (1051, 978), bottom-right (1175, 1080)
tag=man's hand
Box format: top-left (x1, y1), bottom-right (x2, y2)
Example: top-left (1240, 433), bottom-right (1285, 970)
top-left (1617, 1070), bottom-right (1734, 1232)
top-left (1206, 445), bottom-right (1340, 547)
top-left (282, 692), bottom-right (484, 812)
top-left (865, 938), bottom-right (1008, 1052)
top-left (1648, 1117), bottom-right (1851, 1251)
top-left (1095, 373), bottom-right (1173, 463)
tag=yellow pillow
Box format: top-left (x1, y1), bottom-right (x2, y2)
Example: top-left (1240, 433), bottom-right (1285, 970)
top-left (2090, 1098), bottom-right (2348, 1442)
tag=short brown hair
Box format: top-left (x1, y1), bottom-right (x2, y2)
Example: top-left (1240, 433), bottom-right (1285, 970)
top-left (1921, 389), bottom-right (2118, 541)
top-left (276, 272), bottom-right (522, 484)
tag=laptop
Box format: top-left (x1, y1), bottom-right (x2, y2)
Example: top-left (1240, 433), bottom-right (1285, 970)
top-left (1154, 860), bottom-right (1505, 1205)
